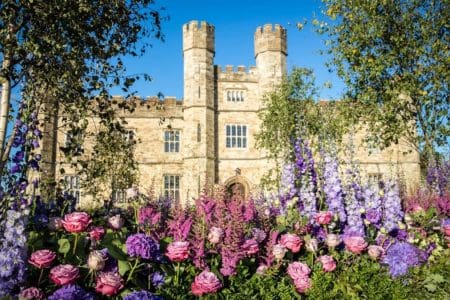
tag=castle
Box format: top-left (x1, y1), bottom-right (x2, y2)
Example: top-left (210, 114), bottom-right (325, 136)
top-left (41, 21), bottom-right (420, 207)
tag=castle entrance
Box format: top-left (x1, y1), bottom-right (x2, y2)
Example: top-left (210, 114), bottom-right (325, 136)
top-left (224, 175), bottom-right (249, 200)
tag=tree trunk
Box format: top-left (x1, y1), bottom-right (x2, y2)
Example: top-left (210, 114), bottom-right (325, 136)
top-left (0, 54), bottom-right (12, 161)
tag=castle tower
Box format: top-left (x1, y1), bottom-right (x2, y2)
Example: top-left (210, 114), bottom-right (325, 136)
top-left (182, 21), bottom-right (216, 200)
top-left (254, 24), bottom-right (287, 95)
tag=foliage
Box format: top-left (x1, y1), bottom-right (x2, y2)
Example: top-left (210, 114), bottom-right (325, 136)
top-left (256, 67), bottom-right (352, 188)
top-left (319, 0), bottom-right (449, 161)
top-left (0, 0), bottom-right (166, 192)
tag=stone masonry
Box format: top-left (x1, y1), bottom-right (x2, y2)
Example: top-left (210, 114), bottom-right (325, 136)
top-left (44, 21), bottom-right (420, 208)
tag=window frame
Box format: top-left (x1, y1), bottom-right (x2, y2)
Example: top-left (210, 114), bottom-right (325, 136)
top-left (163, 174), bottom-right (180, 201)
top-left (164, 129), bottom-right (180, 153)
top-left (226, 90), bottom-right (245, 102)
top-left (225, 124), bottom-right (248, 149)
top-left (63, 175), bottom-right (81, 204)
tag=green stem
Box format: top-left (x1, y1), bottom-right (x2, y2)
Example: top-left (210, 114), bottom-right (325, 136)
top-left (37, 268), bottom-right (44, 286)
top-left (175, 262), bottom-right (180, 287)
top-left (73, 233), bottom-right (79, 255)
top-left (127, 259), bottom-right (140, 283)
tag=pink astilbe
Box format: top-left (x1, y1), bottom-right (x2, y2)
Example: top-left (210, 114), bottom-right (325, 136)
top-left (219, 197), bottom-right (247, 276)
top-left (167, 208), bottom-right (193, 241)
top-left (261, 230), bottom-right (279, 267)
top-left (405, 188), bottom-right (450, 216)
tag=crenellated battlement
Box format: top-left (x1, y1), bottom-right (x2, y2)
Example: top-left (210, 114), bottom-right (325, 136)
top-left (215, 65), bottom-right (258, 82)
top-left (183, 20), bottom-right (215, 53)
top-left (254, 23), bottom-right (287, 57)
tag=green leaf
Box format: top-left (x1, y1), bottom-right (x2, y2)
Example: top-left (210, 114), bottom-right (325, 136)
top-left (118, 260), bottom-right (130, 276)
top-left (58, 238), bottom-right (71, 254)
top-left (107, 243), bottom-right (127, 261)
top-left (424, 283), bottom-right (437, 292)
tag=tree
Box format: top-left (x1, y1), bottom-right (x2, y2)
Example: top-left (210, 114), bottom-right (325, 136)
top-left (256, 67), bottom-right (351, 188)
top-left (319, 0), bottom-right (449, 162)
top-left (0, 0), bottom-right (165, 174)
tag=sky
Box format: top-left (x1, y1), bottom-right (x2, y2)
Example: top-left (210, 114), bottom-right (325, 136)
top-left (112, 0), bottom-right (345, 100)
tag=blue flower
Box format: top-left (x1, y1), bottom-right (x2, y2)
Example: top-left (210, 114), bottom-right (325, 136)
top-left (124, 290), bottom-right (163, 300)
top-left (151, 271), bottom-right (165, 288)
top-left (48, 284), bottom-right (94, 300)
top-left (382, 241), bottom-right (426, 277)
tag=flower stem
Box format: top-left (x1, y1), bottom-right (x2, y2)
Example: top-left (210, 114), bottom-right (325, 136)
top-left (37, 268), bottom-right (44, 286)
top-left (127, 259), bottom-right (140, 283)
top-left (175, 262), bottom-right (180, 287)
top-left (73, 233), bottom-right (79, 255)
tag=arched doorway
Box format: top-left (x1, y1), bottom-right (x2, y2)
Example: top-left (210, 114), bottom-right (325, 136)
top-left (224, 176), bottom-right (250, 200)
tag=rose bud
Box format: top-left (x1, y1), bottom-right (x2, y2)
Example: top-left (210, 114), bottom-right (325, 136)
top-left (305, 238), bottom-right (319, 253)
top-left (367, 245), bottom-right (384, 259)
top-left (19, 287), bottom-right (44, 300)
top-left (95, 272), bottom-right (124, 296)
top-left (108, 215), bottom-right (124, 230)
top-left (318, 255), bottom-right (336, 272)
top-left (62, 212), bottom-right (91, 233)
top-left (272, 244), bottom-right (287, 260)
top-left (89, 226), bottom-right (105, 241)
top-left (49, 264), bottom-right (80, 285)
top-left (325, 233), bottom-right (341, 248)
top-left (207, 227), bottom-right (223, 244)
top-left (279, 233), bottom-right (303, 253)
top-left (87, 250), bottom-right (107, 271)
top-left (28, 249), bottom-right (56, 269)
top-left (48, 217), bottom-right (63, 231)
top-left (165, 241), bottom-right (190, 262)
top-left (315, 211), bottom-right (333, 225)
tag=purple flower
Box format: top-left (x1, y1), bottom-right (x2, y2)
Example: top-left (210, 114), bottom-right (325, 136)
top-left (382, 241), bottom-right (426, 277)
top-left (123, 290), bottom-right (163, 300)
top-left (322, 152), bottom-right (346, 222)
top-left (344, 178), bottom-right (365, 237)
top-left (363, 184), bottom-right (383, 225)
top-left (48, 284), bottom-right (94, 300)
top-left (126, 234), bottom-right (160, 260)
top-left (151, 271), bottom-right (165, 288)
top-left (383, 180), bottom-right (404, 233)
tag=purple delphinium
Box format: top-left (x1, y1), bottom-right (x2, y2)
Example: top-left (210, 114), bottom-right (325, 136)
top-left (382, 241), bottom-right (426, 277)
top-left (48, 285), bottom-right (94, 300)
top-left (279, 163), bottom-right (298, 213)
top-left (383, 180), bottom-right (404, 233)
top-left (124, 290), bottom-right (163, 300)
top-left (0, 209), bottom-right (28, 297)
top-left (151, 271), bottom-right (165, 288)
top-left (294, 138), bottom-right (317, 220)
top-left (126, 234), bottom-right (160, 260)
top-left (322, 152), bottom-right (347, 222)
top-left (427, 160), bottom-right (449, 196)
top-left (343, 177), bottom-right (365, 237)
top-left (363, 184), bottom-right (383, 225)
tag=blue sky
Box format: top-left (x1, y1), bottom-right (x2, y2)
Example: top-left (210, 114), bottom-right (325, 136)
top-left (112, 0), bottom-right (345, 100)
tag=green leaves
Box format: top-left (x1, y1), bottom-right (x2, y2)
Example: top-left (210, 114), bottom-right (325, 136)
top-left (57, 238), bottom-right (71, 255)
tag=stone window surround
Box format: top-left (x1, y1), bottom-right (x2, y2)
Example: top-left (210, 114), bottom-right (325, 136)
top-left (225, 124), bottom-right (248, 149)
top-left (64, 175), bottom-right (81, 204)
top-left (164, 129), bottom-right (181, 153)
top-left (226, 90), bottom-right (245, 102)
top-left (163, 174), bottom-right (180, 201)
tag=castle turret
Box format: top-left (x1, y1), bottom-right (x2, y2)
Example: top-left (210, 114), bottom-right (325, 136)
top-left (182, 21), bottom-right (216, 200)
top-left (254, 24), bottom-right (287, 94)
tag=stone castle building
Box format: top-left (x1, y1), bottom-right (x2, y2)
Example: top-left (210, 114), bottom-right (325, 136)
top-left (42, 21), bottom-right (420, 207)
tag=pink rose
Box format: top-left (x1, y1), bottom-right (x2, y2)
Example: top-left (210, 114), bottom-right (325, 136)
top-left (62, 212), bottom-right (91, 233)
top-left (280, 233), bottom-right (303, 253)
top-left (19, 287), bottom-right (44, 300)
top-left (95, 272), bottom-right (124, 296)
top-left (207, 227), bottom-right (223, 244)
top-left (367, 245), bottom-right (384, 259)
top-left (272, 244), bottom-right (287, 260)
top-left (256, 264), bottom-right (268, 275)
top-left (48, 217), bottom-right (63, 231)
top-left (293, 276), bottom-right (312, 293)
top-left (49, 264), bottom-right (79, 285)
top-left (344, 236), bottom-right (368, 254)
top-left (443, 225), bottom-right (450, 237)
top-left (191, 270), bottom-right (222, 296)
top-left (166, 241), bottom-right (190, 262)
top-left (318, 255), bottom-right (336, 272)
top-left (287, 262), bottom-right (311, 280)
top-left (242, 239), bottom-right (259, 255)
top-left (89, 226), bottom-right (105, 241)
top-left (28, 249), bottom-right (56, 269)
top-left (315, 211), bottom-right (333, 225)
top-left (108, 215), bottom-right (124, 230)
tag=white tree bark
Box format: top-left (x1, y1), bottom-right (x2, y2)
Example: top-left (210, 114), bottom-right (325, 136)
top-left (0, 54), bottom-right (12, 160)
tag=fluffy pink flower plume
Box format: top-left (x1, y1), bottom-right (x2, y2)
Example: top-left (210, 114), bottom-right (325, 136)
top-left (262, 231), bottom-right (279, 267)
top-left (138, 206), bottom-right (161, 226)
top-left (167, 210), bottom-right (193, 241)
top-left (191, 270), bottom-right (222, 296)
